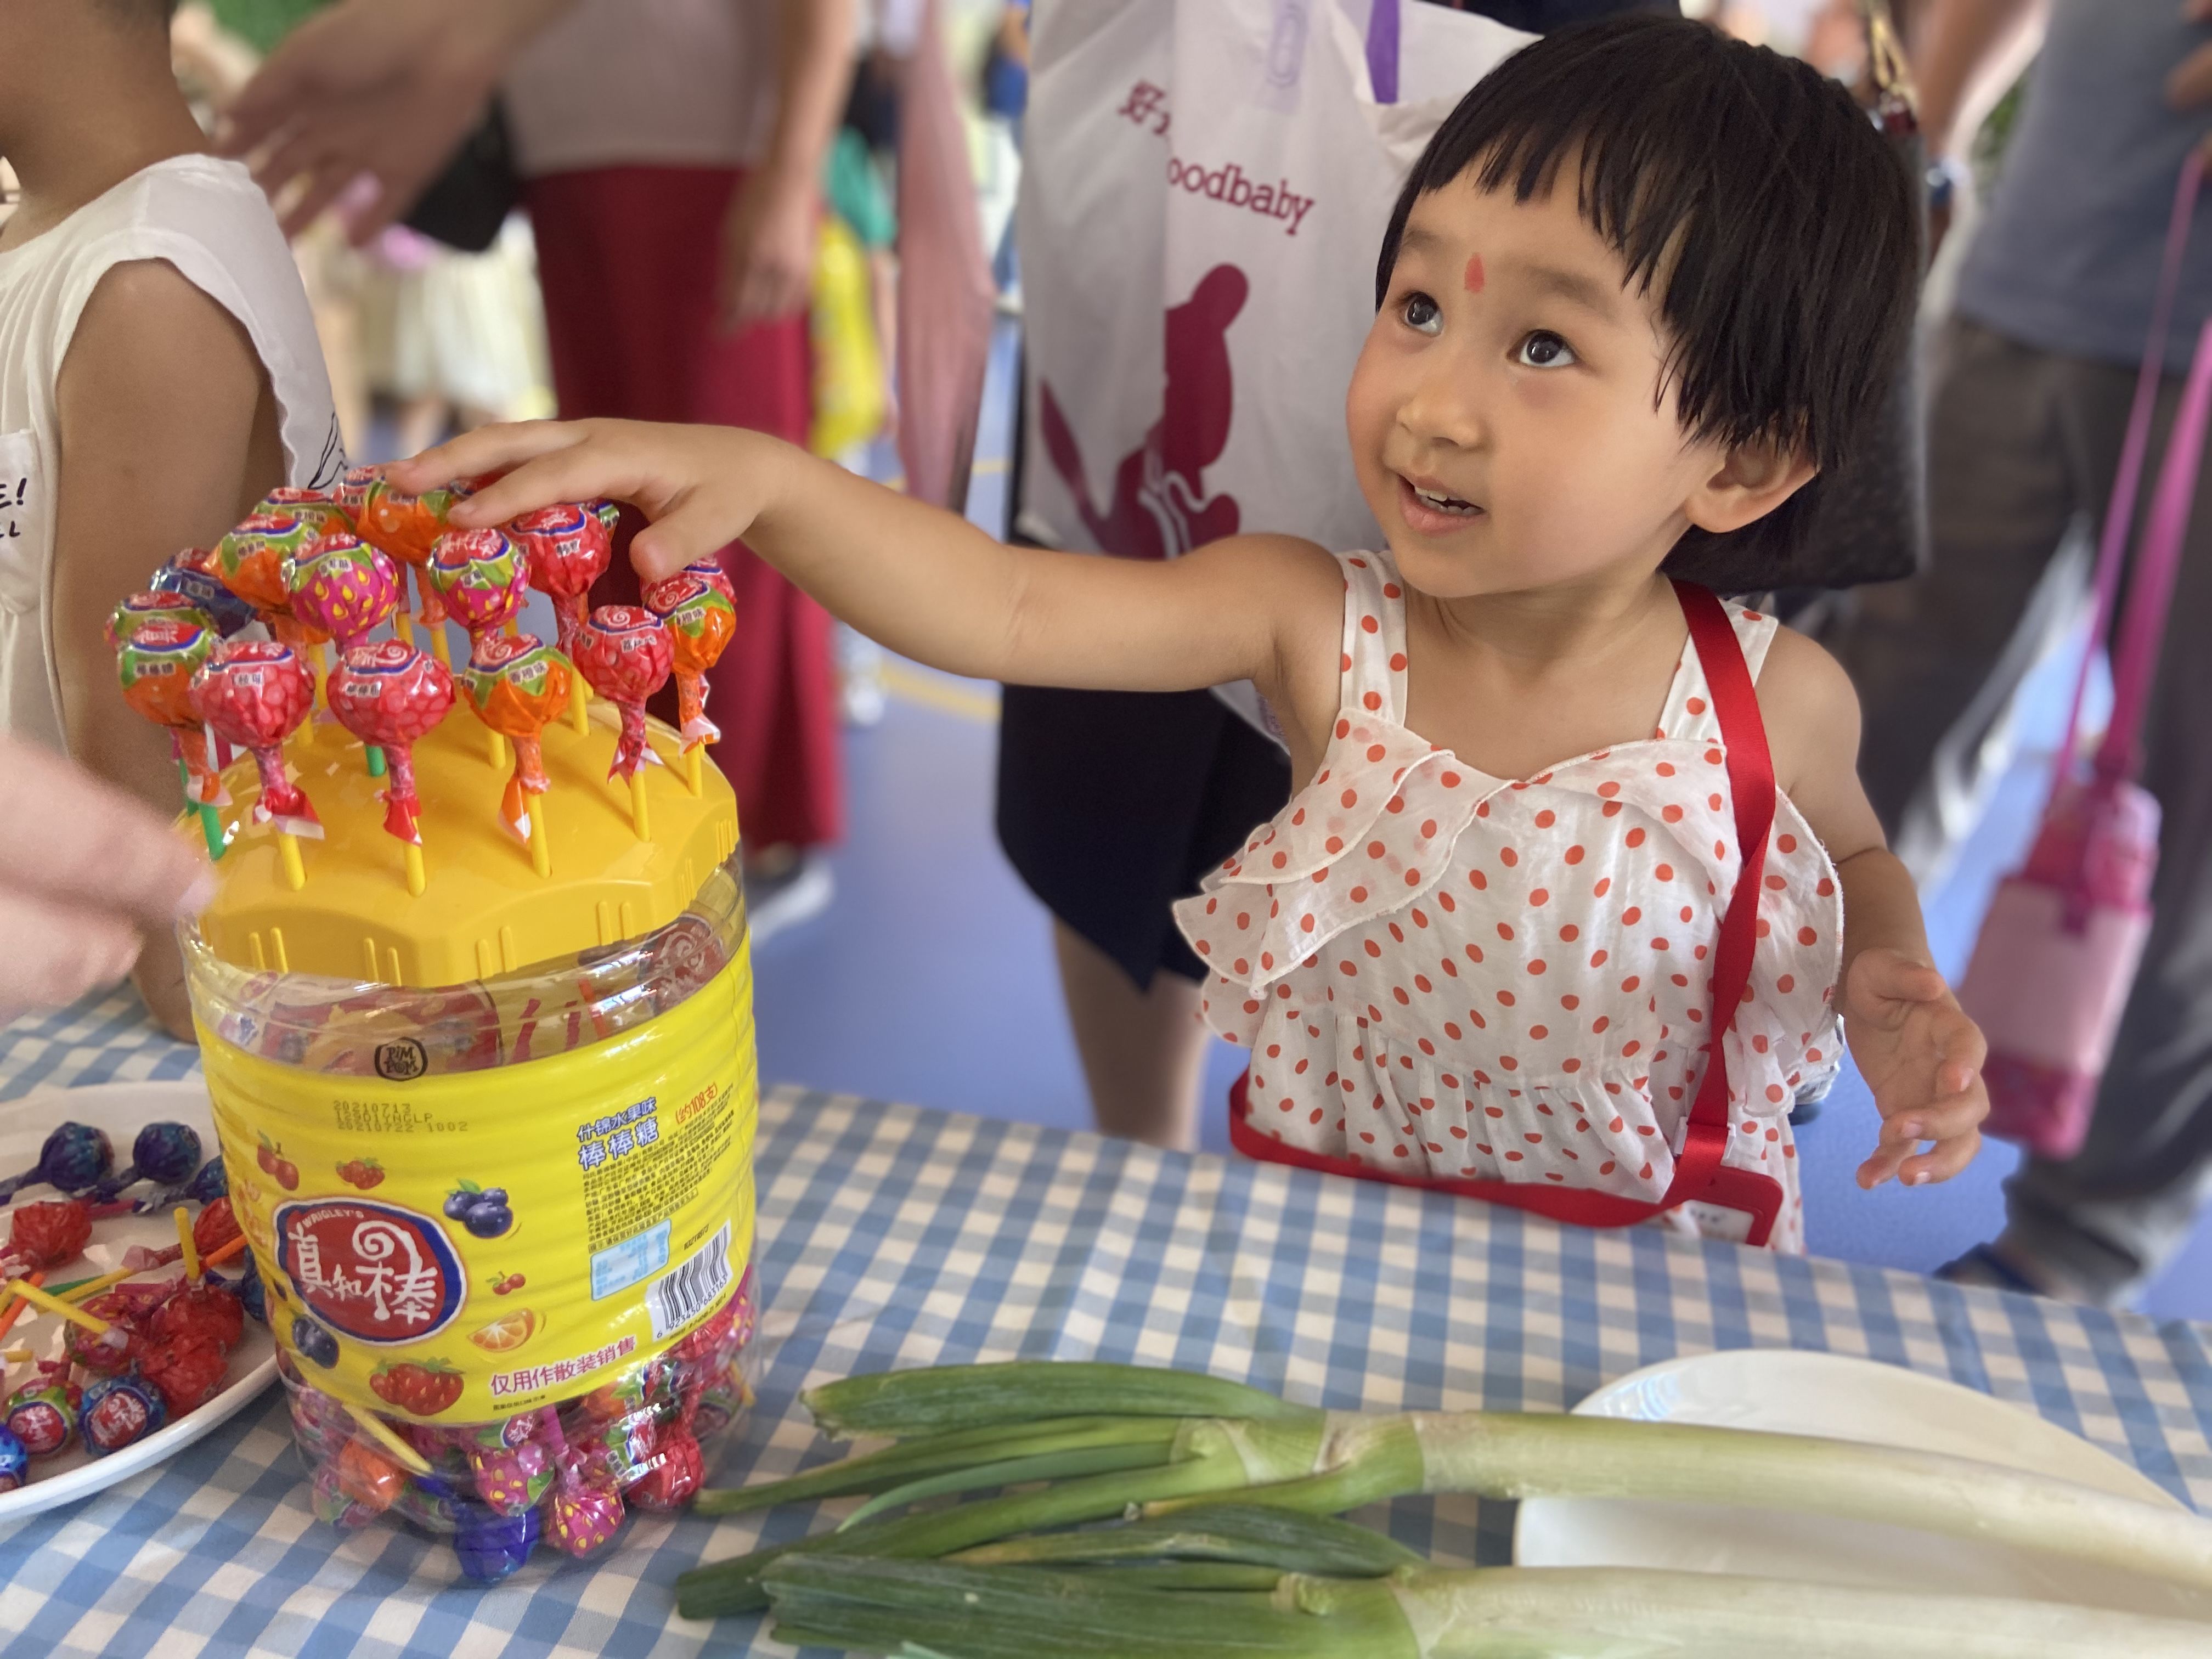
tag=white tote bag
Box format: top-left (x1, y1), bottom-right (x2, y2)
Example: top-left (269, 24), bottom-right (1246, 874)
top-left (1016, 0), bottom-right (1530, 724)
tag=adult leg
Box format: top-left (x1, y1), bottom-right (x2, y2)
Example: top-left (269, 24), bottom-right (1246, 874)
top-left (1995, 351), bottom-right (2212, 1304)
top-left (1828, 320), bottom-right (2083, 879)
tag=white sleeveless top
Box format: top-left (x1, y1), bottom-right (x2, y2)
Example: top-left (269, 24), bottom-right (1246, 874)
top-left (0, 155), bottom-right (343, 751)
top-left (1174, 551), bottom-right (1844, 1252)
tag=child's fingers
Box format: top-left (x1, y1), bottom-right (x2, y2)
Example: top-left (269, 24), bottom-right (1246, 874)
top-left (390, 421), bottom-right (578, 501)
top-left (630, 498), bottom-right (741, 585)
top-left (1898, 1127), bottom-right (1983, 1187)
top-left (1855, 1139), bottom-right (1914, 1190)
top-left (1874, 1091), bottom-right (1984, 1155)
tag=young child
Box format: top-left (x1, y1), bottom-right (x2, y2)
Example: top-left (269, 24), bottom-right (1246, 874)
top-left (397, 18), bottom-right (1988, 1250)
top-left (0, 0), bottom-right (342, 1037)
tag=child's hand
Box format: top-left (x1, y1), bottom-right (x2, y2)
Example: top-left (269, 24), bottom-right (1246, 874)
top-left (388, 419), bottom-right (791, 585)
top-left (1842, 948), bottom-right (1989, 1189)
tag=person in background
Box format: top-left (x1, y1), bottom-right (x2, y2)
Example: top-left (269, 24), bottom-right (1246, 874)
top-left (221, 0), bottom-right (858, 941)
top-left (996, 0), bottom-right (1678, 1153)
top-left (1826, 0), bottom-right (2212, 1306)
top-left (0, 0), bottom-right (342, 1039)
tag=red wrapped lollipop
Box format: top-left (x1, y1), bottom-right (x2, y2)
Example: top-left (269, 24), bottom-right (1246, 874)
top-left (642, 573), bottom-right (736, 765)
top-left (0, 1200), bottom-right (91, 1277)
top-left (459, 634), bottom-right (573, 870)
top-left (508, 504), bottom-right (611, 660)
top-left (191, 640), bottom-right (322, 887)
top-left (330, 641), bottom-right (456, 895)
top-left (572, 606), bottom-right (673, 839)
top-left (285, 532), bottom-right (402, 654)
top-left (681, 557), bottom-right (735, 609)
top-left (426, 528), bottom-right (528, 653)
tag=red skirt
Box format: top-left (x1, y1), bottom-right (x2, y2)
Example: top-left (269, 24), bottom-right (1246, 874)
top-left (526, 164), bottom-right (844, 850)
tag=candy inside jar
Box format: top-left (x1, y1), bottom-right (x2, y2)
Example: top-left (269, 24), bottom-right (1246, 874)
top-left (273, 1270), bottom-right (757, 1581)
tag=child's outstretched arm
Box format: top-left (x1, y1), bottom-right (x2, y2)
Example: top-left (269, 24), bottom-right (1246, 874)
top-left (395, 420), bottom-right (1338, 709)
top-left (1758, 629), bottom-right (1990, 1192)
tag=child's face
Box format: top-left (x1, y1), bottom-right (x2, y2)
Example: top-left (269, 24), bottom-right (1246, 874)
top-left (1347, 170), bottom-right (1737, 602)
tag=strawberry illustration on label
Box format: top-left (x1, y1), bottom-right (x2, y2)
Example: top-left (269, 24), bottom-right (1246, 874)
top-left (370, 1359), bottom-right (465, 1417)
top-left (336, 1157), bottom-right (385, 1190)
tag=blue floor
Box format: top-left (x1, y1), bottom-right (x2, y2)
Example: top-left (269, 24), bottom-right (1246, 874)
top-left (751, 319), bottom-right (2212, 1324)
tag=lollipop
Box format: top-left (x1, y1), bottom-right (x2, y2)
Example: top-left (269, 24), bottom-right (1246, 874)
top-left (285, 532), bottom-right (401, 655)
top-left (212, 514), bottom-right (328, 651)
top-left (105, 591), bottom-right (208, 648)
top-left (426, 528), bottom-right (528, 654)
top-left (116, 618), bottom-right (230, 856)
top-left (459, 634), bottom-right (572, 870)
top-left (6, 1370), bottom-right (81, 1457)
top-left (79, 1372), bottom-right (166, 1456)
top-left (191, 639), bottom-right (322, 887)
top-left (329, 641), bottom-right (456, 894)
top-left (537, 1407), bottom-right (623, 1558)
top-left (337, 1437), bottom-right (406, 1512)
top-left (143, 1335), bottom-right (230, 1416)
top-left (452, 1498), bottom-right (539, 1583)
top-left (642, 573), bottom-right (736, 790)
top-left (356, 472), bottom-right (478, 662)
top-left (87, 1122), bottom-right (202, 1205)
top-left (150, 547), bottom-right (258, 639)
top-left (334, 464), bottom-right (380, 525)
top-left (0, 1425), bottom-right (24, 1492)
top-left (0, 1123), bottom-right (112, 1203)
top-left (0, 1201), bottom-right (91, 1276)
top-left (312, 1462), bottom-right (382, 1529)
top-left (681, 557), bottom-right (735, 609)
top-left (106, 1154), bottom-right (227, 1220)
top-left (254, 486), bottom-right (351, 540)
top-left (466, 1436), bottom-right (552, 1516)
top-left (509, 503), bottom-right (612, 735)
top-left (572, 606), bottom-right (673, 838)
top-left (61, 1293), bottom-right (146, 1375)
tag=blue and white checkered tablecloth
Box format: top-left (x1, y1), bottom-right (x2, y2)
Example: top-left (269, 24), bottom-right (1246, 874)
top-left (2, 987), bottom-right (2210, 1658)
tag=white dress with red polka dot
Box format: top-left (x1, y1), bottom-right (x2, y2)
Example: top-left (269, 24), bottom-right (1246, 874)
top-left (1174, 550), bottom-right (1842, 1252)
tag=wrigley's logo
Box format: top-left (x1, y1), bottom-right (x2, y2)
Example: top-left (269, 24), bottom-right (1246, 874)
top-left (1119, 78), bottom-right (1316, 238)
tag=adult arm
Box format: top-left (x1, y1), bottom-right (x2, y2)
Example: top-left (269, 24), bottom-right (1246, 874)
top-left (1759, 628), bottom-right (1989, 1189)
top-left (49, 261), bottom-right (281, 1035)
top-left (720, 0), bottom-right (859, 329)
top-left (1911, 0), bottom-right (2047, 163)
top-left (217, 0), bottom-right (577, 240)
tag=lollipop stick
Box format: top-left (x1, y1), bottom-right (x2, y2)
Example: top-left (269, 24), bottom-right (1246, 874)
top-left (347, 1406), bottom-right (433, 1475)
top-left (504, 617), bottom-right (521, 638)
top-left (58, 1264), bottom-right (138, 1304)
top-left (489, 729), bottom-right (509, 771)
top-left (685, 746), bottom-right (703, 797)
top-left (394, 611), bottom-right (415, 646)
top-left (3, 1277), bottom-right (110, 1335)
top-left (366, 745), bottom-right (388, 778)
top-left (309, 644), bottom-right (330, 737)
top-left (278, 831), bottom-right (306, 891)
top-left (527, 793), bottom-right (551, 879)
top-left (629, 770), bottom-right (650, 840)
top-left (197, 804), bottom-right (225, 860)
top-left (567, 672), bottom-right (589, 735)
top-left (404, 840), bottom-right (426, 898)
top-left (0, 1271), bottom-right (44, 1341)
top-left (205, 1233), bottom-right (246, 1269)
top-left (176, 1206), bottom-right (201, 1281)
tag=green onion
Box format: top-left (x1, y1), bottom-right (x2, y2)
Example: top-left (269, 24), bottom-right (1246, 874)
top-left (761, 1555), bottom-right (2212, 1658)
top-left (679, 1362), bottom-right (2212, 1617)
top-left (950, 1505), bottom-right (1424, 1577)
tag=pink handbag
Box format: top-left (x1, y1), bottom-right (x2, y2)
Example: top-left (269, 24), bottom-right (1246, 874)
top-left (1958, 156), bottom-right (2211, 1160)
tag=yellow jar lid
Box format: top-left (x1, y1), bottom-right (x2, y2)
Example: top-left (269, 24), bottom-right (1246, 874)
top-left (190, 699), bottom-right (740, 987)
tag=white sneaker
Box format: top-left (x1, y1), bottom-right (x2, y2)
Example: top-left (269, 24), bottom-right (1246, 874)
top-left (745, 849), bottom-right (836, 944)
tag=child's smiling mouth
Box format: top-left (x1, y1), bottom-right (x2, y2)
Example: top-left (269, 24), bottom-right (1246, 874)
top-left (1396, 472), bottom-right (1484, 532)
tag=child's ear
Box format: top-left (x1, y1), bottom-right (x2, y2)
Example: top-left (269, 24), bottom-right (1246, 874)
top-left (1684, 438), bottom-right (1818, 535)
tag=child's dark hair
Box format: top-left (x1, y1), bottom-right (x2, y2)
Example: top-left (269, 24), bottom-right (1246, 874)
top-left (1376, 16), bottom-right (1920, 575)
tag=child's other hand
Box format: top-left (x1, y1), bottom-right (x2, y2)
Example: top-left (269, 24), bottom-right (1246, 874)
top-left (389, 419), bottom-right (789, 585)
top-left (1843, 948), bottom-right (1989, 1189)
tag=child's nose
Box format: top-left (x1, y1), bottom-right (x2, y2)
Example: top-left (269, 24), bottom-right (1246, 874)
top-left (1396, 357), bottom-right (1487, 450)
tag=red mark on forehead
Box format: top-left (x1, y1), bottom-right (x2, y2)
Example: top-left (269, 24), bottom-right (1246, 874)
top-left (1463, 253), bottom-right (1486, 294)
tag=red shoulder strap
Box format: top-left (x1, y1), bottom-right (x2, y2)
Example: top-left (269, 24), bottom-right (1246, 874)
top-left (1228, 581), bottom-right (1780, 1240)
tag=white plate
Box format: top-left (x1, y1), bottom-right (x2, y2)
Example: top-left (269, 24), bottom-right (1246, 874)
top-left (0, 1080), bottom-right (276, 1523)
top-left (1515, 1348), bottom-right (2211, 1620)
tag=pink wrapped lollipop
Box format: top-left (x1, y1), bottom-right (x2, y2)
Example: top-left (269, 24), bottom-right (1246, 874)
top-left (285, 532), bottom-right (401, 654)
top-left (459, 634), bottom-right (572, 865)
top-left (572, 606), bottom-right (673, 839)
top-left (537, 1406), bottom-right (623, 1558)
top-left (191, 640), bottom-right (322, 886)
top-left (507, 504), bottom-right (611, 659)
top-left (642, 573), bottom-right (736, 753)
top-left (330, 642), bottom-right (455, 894)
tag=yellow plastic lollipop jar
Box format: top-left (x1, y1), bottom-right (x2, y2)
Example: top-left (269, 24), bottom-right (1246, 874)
top-left (182, 701), bottom-right (760, 1579)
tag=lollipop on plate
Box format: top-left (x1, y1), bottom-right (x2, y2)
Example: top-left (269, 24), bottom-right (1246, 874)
top-left (0, 1124), bottom-right (112, 1204)
top-left (329, 641), bottom-right (456, 895)
top-left (459, 634), bottom-right (572, 875)
top-left (642, 573), bottom-right (736, 794)
top-left (77, 1370), bottom-right (166, 1457)
top-left (572, 606), bottom-right (673, 839)
top-left (191, 639), bottom-right (322, 889)
top-left (86, 1122), bottom-right (202, 1206)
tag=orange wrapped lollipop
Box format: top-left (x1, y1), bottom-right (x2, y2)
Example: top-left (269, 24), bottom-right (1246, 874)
top-left (352, 472), bottom-right (481, 663)
top-left (460, 635), bottom-right (573, 875)
top-left (641, 573), bottom-right (736, 795)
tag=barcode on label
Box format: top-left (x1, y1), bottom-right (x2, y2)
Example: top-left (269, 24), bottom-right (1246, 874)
top-left (645, 1221), bottom-right (731, 1341)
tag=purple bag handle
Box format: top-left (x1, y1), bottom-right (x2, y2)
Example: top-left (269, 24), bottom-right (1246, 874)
top-left (2053, 151), bottom-right (2206, 798)
top-left (1366, 0), bottom-right (1401, 105)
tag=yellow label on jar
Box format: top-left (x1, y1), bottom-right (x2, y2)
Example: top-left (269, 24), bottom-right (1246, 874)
top-left (200, 948), bottom-right (757, 1424)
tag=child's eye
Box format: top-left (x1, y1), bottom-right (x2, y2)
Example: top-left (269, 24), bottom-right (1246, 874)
top-left (1400, 292), bottom-right (1442, 336)
top-left (1516, 331), bottom-right (1577, 369)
